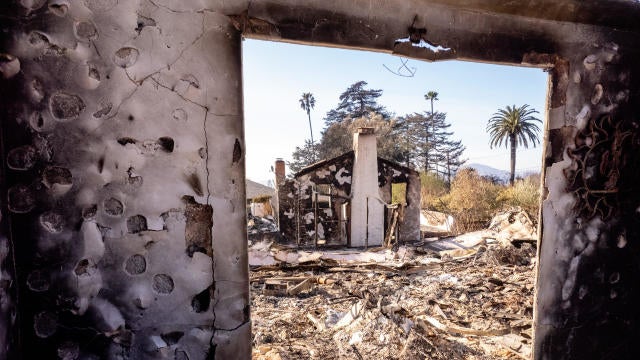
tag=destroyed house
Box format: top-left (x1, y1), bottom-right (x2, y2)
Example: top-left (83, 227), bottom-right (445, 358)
top-left (246, 179), bottom-right (275, 218)
top-left (276, 128), bottom-right (420, 247)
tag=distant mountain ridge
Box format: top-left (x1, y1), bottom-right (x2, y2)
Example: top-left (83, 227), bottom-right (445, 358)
top-left (462, 163), bottom-right (510, 181)
top-left (461, 163), bottom-right (541, 183)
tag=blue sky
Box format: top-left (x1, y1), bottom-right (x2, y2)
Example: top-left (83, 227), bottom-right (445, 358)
top-left (242, 39), bottom-right (548, 184)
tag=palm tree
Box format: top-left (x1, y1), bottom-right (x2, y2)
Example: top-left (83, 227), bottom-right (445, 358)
top-left (423, 91), bottom-right (439, 173)
top-left (487, 104), bottom-right (541, 185)
top-left (424, 91), bottom-right (439, 115)
top-left (299, 92), bottom-right (316, 145)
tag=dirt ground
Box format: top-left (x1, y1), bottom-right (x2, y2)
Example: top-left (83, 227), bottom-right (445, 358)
top-left (250, 241), bottom-right (536, 360)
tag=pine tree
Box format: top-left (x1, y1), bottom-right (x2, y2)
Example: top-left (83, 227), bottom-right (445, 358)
top-left (289, 113), bottom-right (411, 172)
top-left (438, 139), bottom-right (466, 184)
top-left (288, 140), bottom-right (318, 173)
top-left (403, 111), bottom-right (465, 180)
top-left (321, 113), bottom-right (410, 162)
top-left (290, 81), bottom-right (402, 171)
top-left (323, 81), bottom-right (390, 126)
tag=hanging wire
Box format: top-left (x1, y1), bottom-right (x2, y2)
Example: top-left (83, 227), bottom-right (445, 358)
top-left (383, 57), bottom-right (417, 77)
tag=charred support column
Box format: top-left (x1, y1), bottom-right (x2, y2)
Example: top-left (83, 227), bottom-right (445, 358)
top-left (273, 158), bottom-right (285, 228)
top-left (534, 41), bottom-right (640, 358)
top-left (0, 1), bottom-right (248, 358)
top-left (350, 128), bottom-right (384, 247)
top-left (399, 172), bottom-right (421, 242)
top-left (206, 22), bottom-right (251, 358)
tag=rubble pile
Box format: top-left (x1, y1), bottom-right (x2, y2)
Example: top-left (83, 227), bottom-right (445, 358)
top-left (488, 207), bottom-right (537, 246)
top-left (250, 238), bottom-right (535, 359)
top-left (248, 214), bottom-right (279, 243)
top-left (420, 210), bottom-right (455, 237)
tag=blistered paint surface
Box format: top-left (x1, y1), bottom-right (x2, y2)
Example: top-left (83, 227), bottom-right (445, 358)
top-left (0, 1), bottom-right (248, 358)
top-left (534, 31), bottom-right (640, 359)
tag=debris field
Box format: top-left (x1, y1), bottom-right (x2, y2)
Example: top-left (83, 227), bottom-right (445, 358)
top-left (250, 236), bottom-right (536, 360)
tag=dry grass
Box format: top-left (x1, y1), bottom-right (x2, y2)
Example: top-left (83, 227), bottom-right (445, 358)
top-left (497, 176), bottom-right (540, 224)
top-left (422, 170), bottom-right (541, 233)
top-left (436, 169), bottom-right (502, 233)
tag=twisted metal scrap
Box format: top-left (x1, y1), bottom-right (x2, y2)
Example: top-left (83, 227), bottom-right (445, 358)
top-left (565, 115), bottom-right (634, 220)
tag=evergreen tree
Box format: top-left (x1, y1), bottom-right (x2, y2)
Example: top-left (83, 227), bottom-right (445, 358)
top-left (438, 139), bottom-right (466, 184)
top-left (403, 111), bottom-right (465, 180)
top-left (323, 81), bottom-right (389, 125)
top-left (289, 113), bottom-right (411, 172)
top-left (290, 81), bottom-right (402, 171)
top-left (319, 113), bottom-right (410, 163)
top-left (288, 140), bottom-right (318, 174)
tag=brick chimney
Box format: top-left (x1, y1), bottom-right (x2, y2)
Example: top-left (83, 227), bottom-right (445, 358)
top-left (274, 158), bottom-right (285, 186)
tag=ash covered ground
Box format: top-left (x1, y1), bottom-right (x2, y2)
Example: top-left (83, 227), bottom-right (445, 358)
top-left (250, 239), bottom-right (535, 360)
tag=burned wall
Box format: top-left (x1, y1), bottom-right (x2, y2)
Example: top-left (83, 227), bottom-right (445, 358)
top-left (378, 159), bottom-right (421, 242)
top-left (277, 154), bottom-right (421, 246)
top-left (275, 179), bottom-right (297, 244)
top-left (277, 153), bottom-right (353, 246)
top-left (533, 29), bottom-right (640, 360)
top-left (0, 1), bottom-right (249, 359)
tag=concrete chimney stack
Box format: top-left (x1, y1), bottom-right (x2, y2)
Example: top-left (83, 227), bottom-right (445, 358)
top-left (350, 127), bottom-right (384, 247)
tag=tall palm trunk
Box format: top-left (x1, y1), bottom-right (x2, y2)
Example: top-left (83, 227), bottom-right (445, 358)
top-left (509, 134), bottom-right (517, 185)
top-left (424, 98), bottom-right (434, 173)
top-left (307, 110), bottom-right (314, 145)
top-left (307, 111), bottom-right (316, 162)
top-left (423, 91), bottom-right (439, 174)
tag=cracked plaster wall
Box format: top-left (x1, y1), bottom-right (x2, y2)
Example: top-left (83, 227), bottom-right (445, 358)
top-left (0, 0), bottom-right (249, 358)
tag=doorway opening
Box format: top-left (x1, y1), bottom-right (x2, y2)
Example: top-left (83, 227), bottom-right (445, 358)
top-left (243, 38), bottom-right (547, 359)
